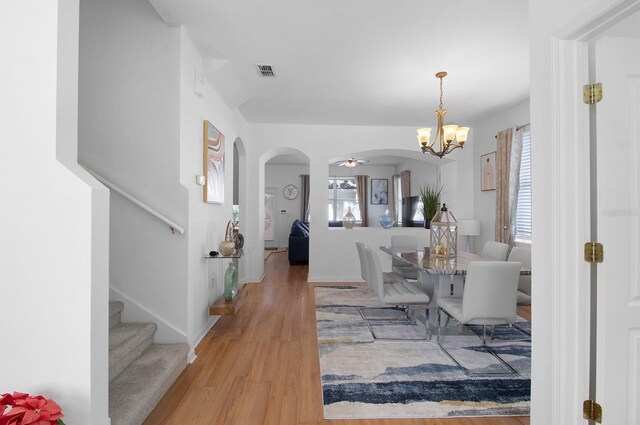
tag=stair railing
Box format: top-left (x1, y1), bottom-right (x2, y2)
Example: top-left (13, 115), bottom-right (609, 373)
top-left (83, 167), bottom-right (185, 235)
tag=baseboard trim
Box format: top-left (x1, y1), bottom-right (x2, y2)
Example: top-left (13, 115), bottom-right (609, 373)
top-left (189, 316), bottom-right (218, 363)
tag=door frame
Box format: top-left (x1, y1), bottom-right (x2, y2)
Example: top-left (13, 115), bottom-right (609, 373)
top-left (544, 1), bottom-right (640, 423)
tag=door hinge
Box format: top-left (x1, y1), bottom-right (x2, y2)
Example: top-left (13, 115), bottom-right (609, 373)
top-left (583, 82), bottom-right (602, 104)
top-left (583, 399), bottom-right (602, 423)
top-left (584, 242), bottom-right (604, 263)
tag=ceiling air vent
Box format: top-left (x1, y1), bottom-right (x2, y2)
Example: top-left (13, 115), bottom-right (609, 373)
top-left (256, 64), bottom-right (276, 77)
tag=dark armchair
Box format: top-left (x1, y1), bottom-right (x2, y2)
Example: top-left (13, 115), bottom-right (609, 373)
top-left (288, 220), bottom-right (309, 265)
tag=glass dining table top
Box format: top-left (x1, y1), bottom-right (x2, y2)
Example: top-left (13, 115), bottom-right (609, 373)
top-left (379, 246), bottom-right (532, 275)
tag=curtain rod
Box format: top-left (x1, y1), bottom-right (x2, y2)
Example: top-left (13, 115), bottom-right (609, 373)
top-left (495, 123), bottom-right (530, 138)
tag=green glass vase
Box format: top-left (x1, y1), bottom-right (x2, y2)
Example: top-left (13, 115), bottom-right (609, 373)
top-left (224, 262), bottom-right (238, 300)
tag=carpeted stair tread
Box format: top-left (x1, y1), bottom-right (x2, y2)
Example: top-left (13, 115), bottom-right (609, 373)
top-left (109, 302), bottom-right (124, 329)
top-left (109, 322), bottom-right (157, 381)
top-left (109, 343), bottom-right (189, 425)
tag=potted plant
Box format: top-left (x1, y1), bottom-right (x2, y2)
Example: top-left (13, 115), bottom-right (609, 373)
top-left (418, 184), bottom-right (443, 229)
top-left (1, 392), bottom-right (65, 424)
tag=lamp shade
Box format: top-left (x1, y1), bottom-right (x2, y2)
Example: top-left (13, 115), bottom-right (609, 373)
top-left (417, 128), bottom-right (432, 146)
top-left (442, 125), bottom-right (459, 142)
top-left (456, 127), bottom-right (470, 143)
top-left (457, 219), bottom-right (480, 236)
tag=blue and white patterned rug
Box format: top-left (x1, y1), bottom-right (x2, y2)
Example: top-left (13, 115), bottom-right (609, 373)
top-left (315, 285), bottom-right (531, 419)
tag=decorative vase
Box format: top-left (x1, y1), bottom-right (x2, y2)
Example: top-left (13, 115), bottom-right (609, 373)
top-left (343, 206), bottom-right (356, 229)
top-left (223, 262), bottom-right (237, 300)
top-left (219, 220), bottom-right (236, 256)
top-left (379, 209), bottom-right (395, 228)
top-left (424, 219), bottom-right (431, 229)
top-left (233, 229), bottom-right (244, 250)
top-left (219, 240), bottom-right (235, 256)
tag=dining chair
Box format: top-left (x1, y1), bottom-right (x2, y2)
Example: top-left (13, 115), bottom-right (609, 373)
top-left (436, 260), bottom-right (521, 375)
top-left (507, 246), bottom-right (531, 305)
top-left (390, 235), bottom-right (419, 280)
top-left (363, 246), bottom-right (430, 328)
top-left (355, 241), bottom-right (407, 285)
top-left (480, 241), bottom-right (510, 261)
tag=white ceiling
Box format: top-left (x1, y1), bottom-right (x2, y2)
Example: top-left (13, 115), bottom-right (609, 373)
top-left (149, 0), bottom-right (529, 126)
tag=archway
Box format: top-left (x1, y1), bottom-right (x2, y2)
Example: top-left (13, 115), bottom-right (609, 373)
top-left (259, 148), bottom-right (310, 259)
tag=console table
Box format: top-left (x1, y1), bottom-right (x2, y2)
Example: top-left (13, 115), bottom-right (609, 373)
top-left (206, 247), bottom-right (253, 315)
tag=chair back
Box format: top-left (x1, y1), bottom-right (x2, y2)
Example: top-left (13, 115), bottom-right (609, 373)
top-left (481, 241), bottom-right (510, 261)
top-left (462, 261), bottom-right (521, 325)
top-left (355, 241), bottom-right (368, 281)
top-left (508, 246), bottom-right (531, 295)
top-left (390, 235), bottom-right (418, 267)
top-left (363, 246), bottom-right (385, 298)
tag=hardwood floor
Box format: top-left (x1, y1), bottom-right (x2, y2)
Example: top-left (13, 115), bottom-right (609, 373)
top-left (144, 252), bottom-right (530, 425)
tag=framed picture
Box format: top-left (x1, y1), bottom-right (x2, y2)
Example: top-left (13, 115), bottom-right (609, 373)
top-left (203, 120), bottom-right (225, 203)
top-left (371, 178), bottom-right (388, 205)
top-left (481, 151), bottom-right (496, 191)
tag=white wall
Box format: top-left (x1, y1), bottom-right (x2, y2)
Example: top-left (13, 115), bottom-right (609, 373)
top-left (470, 98), bottom-right (530, 252)
top-left (246, 124), bottom-right (465, 282)
top-left (396, 158), bottom-right (440, 198)
top-left (265, 164), bottom-right (309, 247)
top-left (0, 1), bottom-right (109, 423)
top-left (79, 0), bottom-right (190, 344)
top-left (178, 28), bottom-right (254, 350)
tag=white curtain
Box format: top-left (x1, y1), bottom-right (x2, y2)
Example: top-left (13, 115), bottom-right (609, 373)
top-left (507, 128), bottom-right (524, 245)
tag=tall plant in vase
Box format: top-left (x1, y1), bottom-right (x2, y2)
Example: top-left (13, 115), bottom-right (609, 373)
top-left (418, 184), bottom-right (443, 229)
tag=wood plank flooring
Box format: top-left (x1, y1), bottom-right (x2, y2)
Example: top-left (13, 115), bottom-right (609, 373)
top-left (144, 252), bottom-right (530, 425)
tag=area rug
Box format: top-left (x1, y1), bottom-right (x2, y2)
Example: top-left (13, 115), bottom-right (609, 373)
top-left (314, 285), bottom-right (531, 419)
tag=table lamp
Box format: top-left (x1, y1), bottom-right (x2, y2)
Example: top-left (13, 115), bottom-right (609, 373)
top-left (458, 219), bottom-right (481, 253)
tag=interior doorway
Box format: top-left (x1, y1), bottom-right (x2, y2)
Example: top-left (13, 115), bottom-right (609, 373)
top-left (546, 3), bottom-right (640, 423)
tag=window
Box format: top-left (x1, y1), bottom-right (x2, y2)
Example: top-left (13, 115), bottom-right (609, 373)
top-left (328, 177), bottom-right (360, 222)
top-left (515, 127), bottom-right (531, 243)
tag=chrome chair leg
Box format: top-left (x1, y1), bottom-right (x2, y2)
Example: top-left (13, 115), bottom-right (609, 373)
top-left (436, 307), bottom-right (442, 343)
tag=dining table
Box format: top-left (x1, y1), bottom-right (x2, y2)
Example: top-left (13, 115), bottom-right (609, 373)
top-left (379, 246), bottom-right (532, 328)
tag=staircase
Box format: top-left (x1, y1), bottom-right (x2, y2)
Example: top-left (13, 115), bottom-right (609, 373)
top-left (109, 301), bottom-right (189, 425)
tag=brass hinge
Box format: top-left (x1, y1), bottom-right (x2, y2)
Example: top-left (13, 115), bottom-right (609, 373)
top-left (583, 83), bottom-right (602, 104)
top-left (584, 242), bottom-right (604, 263)
top-left (583, 399), bottom-right (602, 423)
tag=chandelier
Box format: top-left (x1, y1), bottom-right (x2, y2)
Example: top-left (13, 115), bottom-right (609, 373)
top-left (417, 72), bottom-right (469, 158)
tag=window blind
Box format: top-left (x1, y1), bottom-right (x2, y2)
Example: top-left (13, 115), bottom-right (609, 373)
top-left (515, 128), bottom-right (532, 243)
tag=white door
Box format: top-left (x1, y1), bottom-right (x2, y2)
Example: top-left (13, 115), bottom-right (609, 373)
top-left (595, 36), bottom-right (640, 424)
top-left (264, 189), bottom-right (276, 242)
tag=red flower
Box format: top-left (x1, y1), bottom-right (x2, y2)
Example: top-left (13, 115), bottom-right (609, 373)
top-left (0, 393), bottom-right (64, 425)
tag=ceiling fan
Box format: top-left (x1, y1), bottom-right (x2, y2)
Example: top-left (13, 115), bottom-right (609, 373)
top-left (336, 158), bottom-right (370, 168)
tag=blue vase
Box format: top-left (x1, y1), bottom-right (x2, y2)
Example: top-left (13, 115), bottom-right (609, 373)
top-left (224, 262), bottom-right (237, 300)
top-left (379, 209), bottom-right (395, 229)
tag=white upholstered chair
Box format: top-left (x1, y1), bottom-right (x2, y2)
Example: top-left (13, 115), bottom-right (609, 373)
top-left (355, 241), bottom-right (407, 285)
top-left (436, 260), bottom-right (521, 374)
top-left (507, 246), bottom-right (531, 305)
top-left (363, 246), bottom-right (430, 326)
top-left (437, 261), bottom-right (521, 341)
top-left (390, 235), bottom-right (419, 280)
top-left (480, 241), bottom-right (510, 261)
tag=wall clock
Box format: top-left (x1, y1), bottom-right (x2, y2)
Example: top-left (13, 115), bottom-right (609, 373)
top-left (283, 184), bottom-right (299, 200)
